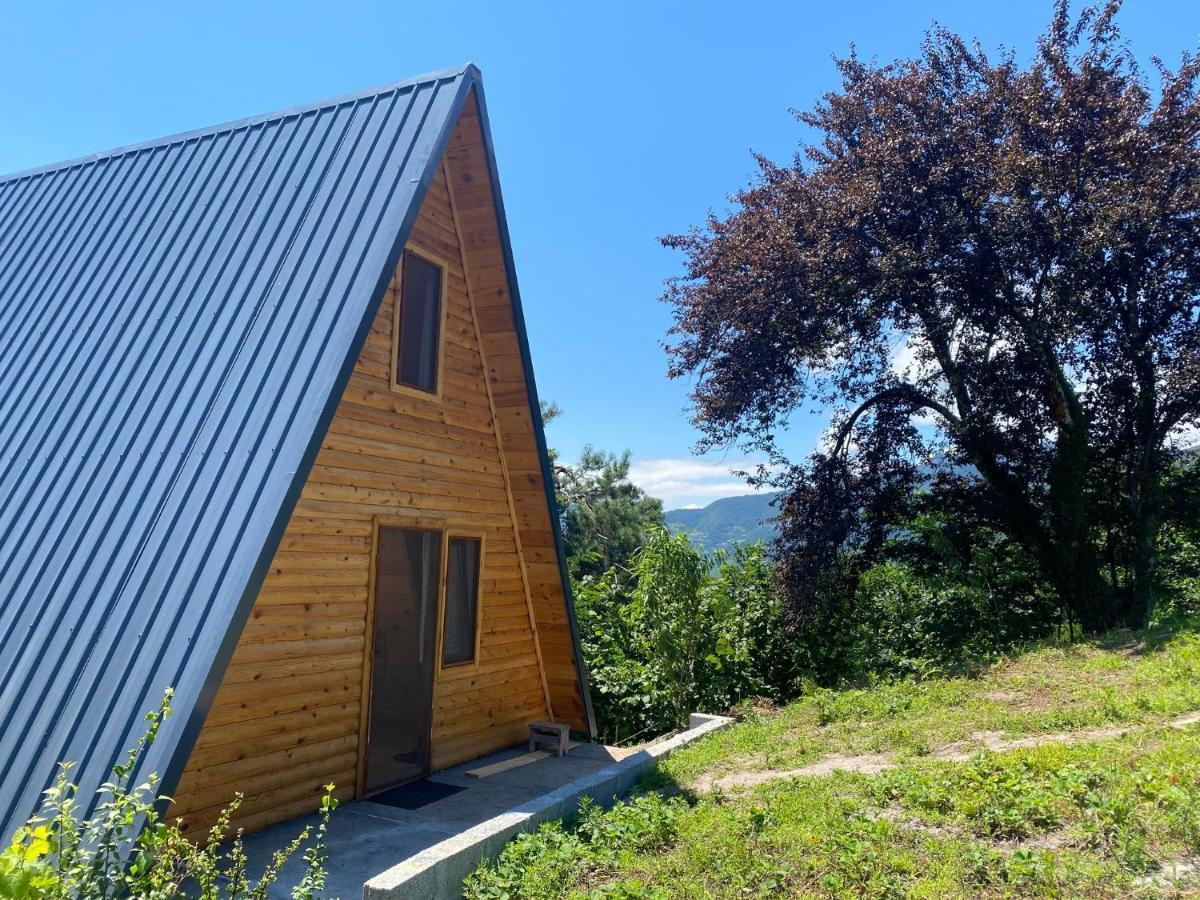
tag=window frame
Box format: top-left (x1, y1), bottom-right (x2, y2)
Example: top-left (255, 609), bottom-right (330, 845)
top-left (390, 248), bottom-right (449, 398)
top-left (437, 531), bottom-right (485, 670)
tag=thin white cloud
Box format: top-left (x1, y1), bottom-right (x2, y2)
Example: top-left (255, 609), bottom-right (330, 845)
top-left (889, 334), bottom-right (922, 379)
top-left (888, 333), bottom-right (939, 427)
top-left (628, 456), bottom-right (776, 508)
top-left (1169, 420), bottom-right (1200, 449)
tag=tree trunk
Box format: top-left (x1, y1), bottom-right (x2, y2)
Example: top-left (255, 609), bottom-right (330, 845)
top-left (1046, 407), bottom-right (1117, 633)
top-left (1124, 446), bottom-right (1162, 629)
top-left (1122, 328), bottom-right (1163, 630)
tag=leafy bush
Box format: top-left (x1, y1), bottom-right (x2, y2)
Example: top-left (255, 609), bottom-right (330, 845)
top-left (0, 691), bottom-right (336, 899)
top-left (576, 503), bottom-right (1197, 739)
top-left (575, 530), bottom-right (794, 743)
top-left (789, 509), bottom-right (1063, 684)
top-left (1157, 523), bottom-right (1200, 620)
top-left (1154, 458), bottom-right (1200, 620)
top-left (849, 560), bottom-right (1056, 678)
top-left (462, 794), bottom-right (685, 900)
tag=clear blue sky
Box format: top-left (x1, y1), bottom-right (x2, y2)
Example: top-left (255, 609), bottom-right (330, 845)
top-left (2, 1), bottom-right (1195, 507)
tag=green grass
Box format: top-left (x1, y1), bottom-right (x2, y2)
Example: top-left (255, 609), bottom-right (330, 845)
top-left (658, 621), bottom-right (1200, 786)
top-left (579, 728), bottom-right (1200, 898)
top-left (464, 622), bottom-right (1200, 899)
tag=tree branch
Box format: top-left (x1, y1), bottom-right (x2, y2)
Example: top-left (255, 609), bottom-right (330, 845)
top-left (832, 382), bottom-right (962, 457)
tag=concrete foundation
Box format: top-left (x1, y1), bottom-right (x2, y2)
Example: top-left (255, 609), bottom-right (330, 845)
top-left (238, 713), bottom-right (733, 899)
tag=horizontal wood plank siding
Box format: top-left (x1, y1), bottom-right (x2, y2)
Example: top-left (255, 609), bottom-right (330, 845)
top-left (444, 92), bottom-right (589, 730)
top-left (170, 152), bottom-right (556, 838)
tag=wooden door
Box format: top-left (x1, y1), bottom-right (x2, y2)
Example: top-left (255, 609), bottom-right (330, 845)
top-left (364, 526), bottom-right (442, 792)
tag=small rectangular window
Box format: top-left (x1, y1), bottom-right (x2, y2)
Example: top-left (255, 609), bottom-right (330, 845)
top-left (442, 537), bottom-right (481, 666)
top-left (396, 251), bottom-right (442, 392)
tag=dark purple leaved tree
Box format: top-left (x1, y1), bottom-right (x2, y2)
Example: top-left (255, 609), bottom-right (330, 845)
top-left (663, 1), bottom-right (1200, 632)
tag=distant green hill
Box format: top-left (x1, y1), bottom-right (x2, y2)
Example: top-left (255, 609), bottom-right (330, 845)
top-left (664, 492), bottom-right (781, 553)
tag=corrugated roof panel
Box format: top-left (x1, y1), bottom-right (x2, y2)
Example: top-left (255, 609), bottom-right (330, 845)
top-left (0, 66), bottom-right (474, 838)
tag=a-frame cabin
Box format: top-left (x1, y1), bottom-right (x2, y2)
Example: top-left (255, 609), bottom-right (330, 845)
top-left (0, 65), bottom-right (594, 841)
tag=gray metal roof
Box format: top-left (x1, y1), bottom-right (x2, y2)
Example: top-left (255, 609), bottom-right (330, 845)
top-left (0, 65), bottom-right (488, 837)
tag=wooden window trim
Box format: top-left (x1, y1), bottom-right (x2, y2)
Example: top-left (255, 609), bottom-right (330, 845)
top-left (437, 531), bottom-right (486, 672)
top-left (389, 248), bottom-right (450, 399)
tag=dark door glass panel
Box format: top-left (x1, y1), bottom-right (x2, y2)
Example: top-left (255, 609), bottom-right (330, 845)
top-left (396, 252), bottom-right (441, 391)
top-left (442, 537), bottom-right (481, 665)
top-left (365, 527), bottom-right (442, 792)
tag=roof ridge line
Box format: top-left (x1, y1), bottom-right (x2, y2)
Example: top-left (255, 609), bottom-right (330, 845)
top-left (0, 63), bottom-right (478, 187)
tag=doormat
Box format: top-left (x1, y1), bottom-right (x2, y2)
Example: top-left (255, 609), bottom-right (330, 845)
top-left (368, 779), bottom-right (466, 810)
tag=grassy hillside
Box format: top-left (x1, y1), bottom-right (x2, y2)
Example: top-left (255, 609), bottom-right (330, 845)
top-left (664, 492), bottom-right (781, 553)
top-left (466, 622), bottom-right (1200, 898)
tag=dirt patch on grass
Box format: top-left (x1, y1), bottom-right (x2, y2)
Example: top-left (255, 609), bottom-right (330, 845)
top-left (695, 753), bottom-right (894, 791)
top-left (873, 804), bottom-right (1076, 854)
top-left (994, 830), bottom-right (1076, 852)
top-left (872, 805), bottom-right (959, 839)
top-left (929, 725), bottom-right (1128, 760)
top-left (932, 709), bottom-right (1200, 760)
top-left (984, 690), bottom-right (1021, 703)
top-left (1135, 856), bottom-right (1200, 890)
top-left (695, 710), bottom-right (1200, 793)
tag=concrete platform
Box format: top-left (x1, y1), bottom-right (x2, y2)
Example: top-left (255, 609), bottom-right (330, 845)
top-left (239, 714), bottom-right (733, 899)
top-left (239, 742), bottom-right (635, 899)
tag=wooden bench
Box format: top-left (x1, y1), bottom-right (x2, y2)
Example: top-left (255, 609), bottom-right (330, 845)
top-left (528, 720), bottom-right (571, 757)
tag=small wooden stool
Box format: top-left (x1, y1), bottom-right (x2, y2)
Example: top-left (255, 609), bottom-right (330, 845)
top-left (528, 720), bottom-right (570, 757)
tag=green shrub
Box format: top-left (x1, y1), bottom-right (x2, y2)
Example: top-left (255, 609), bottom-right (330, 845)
top-left (576, 531), bottom-right (795, 744)
top-left (1157, 522), bottom-right (1200, 619)
top-left (792, 508), bottom-right (1064, 684)
top-left (0, 691), bottom-right (336, 899)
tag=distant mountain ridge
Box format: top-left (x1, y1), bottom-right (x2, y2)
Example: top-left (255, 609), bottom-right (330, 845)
top-left (664, 492), bottom-right (781, 553)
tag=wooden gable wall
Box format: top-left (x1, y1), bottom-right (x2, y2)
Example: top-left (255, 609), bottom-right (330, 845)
top-left (169, 94), bottom-right (585, 837)
top-left (443, 92), bottom-right (589, 730)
